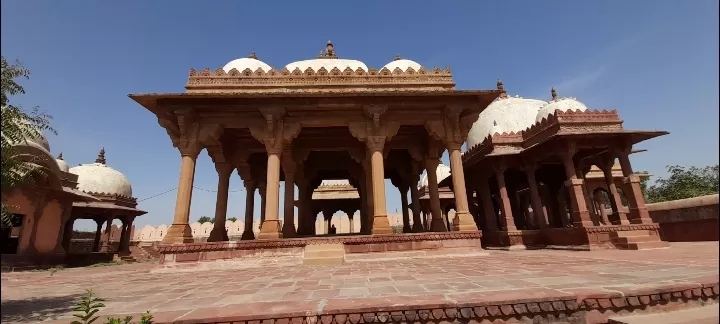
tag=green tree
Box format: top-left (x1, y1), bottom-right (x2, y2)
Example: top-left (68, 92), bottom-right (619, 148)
top-left (645, 165), bottom-right (719, 203)
top-left (196, 216), bottom-right (213, 224)
top-left (227, 217), bottom-right (238, 222)
top-left (1, 57), bottom-right (55, 228)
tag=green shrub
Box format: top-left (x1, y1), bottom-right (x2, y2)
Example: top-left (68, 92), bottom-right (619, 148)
top-left (72, 290), bottom-right (153, 324)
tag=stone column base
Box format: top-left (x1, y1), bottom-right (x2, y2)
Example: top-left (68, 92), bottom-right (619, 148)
top-left (207, 227), bottom-right (229, 242)
top-left (453, 212), bottom-right (477, 232)
top-left (161, 224), bottom-right (194, 244)
top-left (282, 223), bottom-right (296, 238)
top-left (430, 217), bottom-right (448, 232)
top-left (240, 230), bottom-right (255, 240)
top-left (258, 220), bottom-right (282, 240)
top-left (371, 214), bottom-right (392, 235)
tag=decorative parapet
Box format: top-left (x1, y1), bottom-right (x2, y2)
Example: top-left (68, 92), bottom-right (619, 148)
top-left (463, 109), bottom-right (629, 165)
top-left (185, 66), bottom-right (456, 94)
top-left (82, 191), bottom-right (138, 207)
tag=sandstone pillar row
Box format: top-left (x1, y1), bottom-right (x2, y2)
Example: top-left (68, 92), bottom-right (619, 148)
top-left (208, 161), bottom-right (233, 242)
top-left (399, 184), bottom-right (411, 233)
top-left (249, 109), bottom-right (302, 240)
top-left (616, 150), bottom-right (653, 224)
top-left (561, 143), bottom-right (593, 227)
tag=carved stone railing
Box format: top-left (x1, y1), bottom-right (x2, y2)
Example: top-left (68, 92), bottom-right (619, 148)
top-left (185, 66), bottom-right (456, 94)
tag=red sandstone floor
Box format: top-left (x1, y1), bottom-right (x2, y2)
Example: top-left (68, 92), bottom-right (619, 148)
top-left (1, 242), bottom-right (718, 323)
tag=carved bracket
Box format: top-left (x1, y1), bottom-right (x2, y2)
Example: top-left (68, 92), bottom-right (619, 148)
top-left (425, 104), bottom-right (477, 150)
top-left (249, 108), bottom-right (302, 154)
top-left (349, 105), bottom-right (400, 153)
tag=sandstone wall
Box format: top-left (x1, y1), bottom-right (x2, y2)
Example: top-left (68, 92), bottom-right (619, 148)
top-left (647, 194), bottom-right (719, 242)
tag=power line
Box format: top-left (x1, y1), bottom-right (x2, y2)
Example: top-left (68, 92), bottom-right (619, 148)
top-left (137, 185), bottom-right (245, 202)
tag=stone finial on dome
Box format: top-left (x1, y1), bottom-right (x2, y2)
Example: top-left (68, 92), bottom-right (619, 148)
top-left (326, 40), bottom-right (335, 57)
top-left (247, 52), bottom-right (258, 60)
top-left (95, 147), bottom-right (106, 165)
top-left (57, 152), bottom-right (64, 160)
top-left (497, 79), bottom-right (508, 99)
top-left (394, 54), bottom-right (402, 61)
top-left (551, 87), bottom-right (558, 101)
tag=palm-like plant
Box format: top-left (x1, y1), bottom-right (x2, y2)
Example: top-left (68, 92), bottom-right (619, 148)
top-left (1, 56), bottom-right (55, 228)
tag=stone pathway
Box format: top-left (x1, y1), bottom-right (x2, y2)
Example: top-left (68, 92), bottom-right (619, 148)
top-left (1, 242), bottom-right (717, 323)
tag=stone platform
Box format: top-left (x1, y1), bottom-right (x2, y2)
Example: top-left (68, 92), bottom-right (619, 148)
top-left (1, 242), bottom-right (718, 324)
top-left (156, 232), bottom-right (484, 265)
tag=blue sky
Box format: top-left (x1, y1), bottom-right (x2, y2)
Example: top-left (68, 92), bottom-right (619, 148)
top-left (2, 1), bottom-right (718, 229)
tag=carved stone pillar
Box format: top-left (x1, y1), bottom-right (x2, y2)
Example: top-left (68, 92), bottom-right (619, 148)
top-left (241, 179), bottom-right (256, 240)
top-left (368, 137), bottom-right (392, 234)
top-left (617, 151), bottom-right (653, 224)
top-left (281, 151), bottom-right (297, 238)
top-left (100, 216), bottom-right (114, 252)
top-left (525, 166), bottom-right (548, 229)
top-left (410, 162), bottom-right (424, 232)
top-left (399, 184), bottom-right (411, 233)
top-left (426, 158), bottom-right (447, 232)
top-left (477, 174), bottom-right (498, 231)
top-left (593, 190), bottom-right (610, 225)
top-left (599, 164), bottom-right (628, 225)
top-left (495, 168), bottom-right (517, 231)
top-left (92, 219), bottom-right (103, 252)
top-left (118, 217), bottom-right (133, 255)
top-left (208, 162), bottom-right (233, 242)
top-left (447, 143), bottom-right (475, 232)
top-left (163, 147), bottom-right (201, 244)
top-left (62, 217), bottom-right (75, 253)
top-left (362, 161), bottom-right (374, 234)
top-left (561, 143), bottom-right (593, 227)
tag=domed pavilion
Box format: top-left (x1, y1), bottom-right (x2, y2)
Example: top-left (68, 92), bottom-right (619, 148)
top-left (129, 41), bottom-right (668, 258)
top-left (1, 127), bottom-right (146, 267)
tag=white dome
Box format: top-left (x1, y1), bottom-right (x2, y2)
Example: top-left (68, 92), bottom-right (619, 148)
top-left (466, 96), bottom-right (547, 149)
top-left (285, 58), bottom-right (368, 73)
top-left (382, 56), bottom-right (422, 72)
top-left (419, 163), bottom-right (452, 189)
top-left (222, 53), bottom-right (272, 73)
top-left (69, 150), bottom-right (132, 197)
top-left (535, 92), bottom-right (588, 123)
top-left (56, 153), bottom-right (69, 172)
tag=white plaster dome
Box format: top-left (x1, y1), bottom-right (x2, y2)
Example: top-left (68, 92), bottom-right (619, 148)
top-left (56, 153), bottom-right (69, 172)
top-left (419, 163), bottom-right (452, 189)
top-left (382, 55), bottom-right (422, 72)
top-left (69, 148), bottom-right (133, 197)
top-left (466, 81), bottom-right (547, 149)
top-left (285, 41), bottom-right (368, 72)
top-left (535, 89), bottom-right (588, 123)
top-left (222, 52), bottom-right (272, 73)
top-left (286, 58), bottom-right (367, 72)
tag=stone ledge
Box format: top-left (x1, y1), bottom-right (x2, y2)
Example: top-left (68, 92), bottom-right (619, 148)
top-left (156, 231), bottom-right (483, 253)
top-left (115, 280), bottom-right (719, 324)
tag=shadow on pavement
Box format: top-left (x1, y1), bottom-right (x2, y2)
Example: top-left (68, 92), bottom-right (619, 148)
top-left (1, 293), bottom-right (82, 323)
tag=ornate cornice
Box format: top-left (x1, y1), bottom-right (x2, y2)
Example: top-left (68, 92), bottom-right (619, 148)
top-left (185, 66), bottom-right (455, 94)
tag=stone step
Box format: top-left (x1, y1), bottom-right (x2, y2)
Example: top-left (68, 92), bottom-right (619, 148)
top-left (303, 243), bottom-right (345, 266)
top-left (611, 235), bottom-right (661, 244)
top-left (614, 240), bottom-right (671, 250)
top-left (608, 303), bottom-right (719, 324)
top-left (610, 230), bottom-right (650, 238)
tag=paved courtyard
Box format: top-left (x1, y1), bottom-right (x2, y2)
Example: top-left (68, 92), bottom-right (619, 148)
top-left (1, 242), bottom-right (718, 323)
